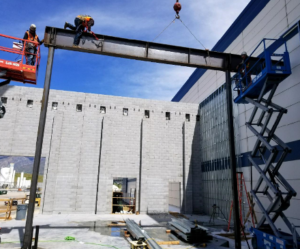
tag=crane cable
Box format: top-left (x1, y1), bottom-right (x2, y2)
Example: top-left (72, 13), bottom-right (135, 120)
top-left (151, 16), bottom-right (207, 50)
top-left (178, 18), bottom-right (207, 50)
top-left (152, 0), bottom-right (208, 51)
top-left (152, 17), bottom-right (177, 42)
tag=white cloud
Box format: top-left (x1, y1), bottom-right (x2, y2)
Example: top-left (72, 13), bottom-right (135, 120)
top-left (126, 65), bottom-right (195, 100)
top-left (185, 0), bottom-right (251, 48)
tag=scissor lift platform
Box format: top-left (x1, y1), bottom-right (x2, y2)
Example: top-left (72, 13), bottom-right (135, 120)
top-left (233, 36), bottom-right (300, 249)
top-left (234, 38), bottom-right (291, 104)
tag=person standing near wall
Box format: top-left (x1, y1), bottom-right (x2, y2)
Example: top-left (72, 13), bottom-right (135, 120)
top-left (0, 100), bottom-right (5, 119)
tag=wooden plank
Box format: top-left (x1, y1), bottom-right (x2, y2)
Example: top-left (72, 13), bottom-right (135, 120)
top-left (112, 197), bottom-right (135, 199)
top-left (157, 241), bottom-right (180, 245)
top-left (110, 213), bottom-right (135, 215)
top-left (107, 223), bottom-right (126, 227)
top-left (169, 212), bottom-right (189, 219)
top-left (112, 205), bottom-right (135, 206)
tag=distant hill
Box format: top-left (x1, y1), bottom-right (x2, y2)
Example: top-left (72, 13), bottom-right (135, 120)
top-left (0, 156), bottom-right (45, 175)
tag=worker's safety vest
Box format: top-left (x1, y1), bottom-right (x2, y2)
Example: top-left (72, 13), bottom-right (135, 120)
top-left (26, 31), bottom-right (38, 43)
top-left (26, 31), bottom-right (38, 48)
top-left (77, 15), bottom-right (92, 27)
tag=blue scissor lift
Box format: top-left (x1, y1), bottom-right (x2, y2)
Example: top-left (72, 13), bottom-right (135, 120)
top-left (233, 36), bottom-right (300, 249)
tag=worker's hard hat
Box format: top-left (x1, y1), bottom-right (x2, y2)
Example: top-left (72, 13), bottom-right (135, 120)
top-left (241, 51), bottom-right (247, 56)
top-left (30, 24), bottom-right (36, 30)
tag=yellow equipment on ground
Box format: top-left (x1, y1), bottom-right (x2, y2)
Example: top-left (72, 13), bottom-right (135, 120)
top-left (129, 241), bottom-right (147, 249)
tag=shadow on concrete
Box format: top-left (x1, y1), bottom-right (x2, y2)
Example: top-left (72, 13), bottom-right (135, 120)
top-left (182, 105), bottom-right (201, 215)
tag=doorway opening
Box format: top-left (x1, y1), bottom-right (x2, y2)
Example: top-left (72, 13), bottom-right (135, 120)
top-left (112, 178), bottom-right (136, 214)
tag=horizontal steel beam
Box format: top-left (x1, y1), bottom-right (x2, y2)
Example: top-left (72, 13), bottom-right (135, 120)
top-left (125, 219), bottom-right (145, 241)
top-left (44, 26), bottom-right (251, 71)
top-left (125, 219), bottom-right (161, 249)
top-left (143, 230), bottom-right (162, 249)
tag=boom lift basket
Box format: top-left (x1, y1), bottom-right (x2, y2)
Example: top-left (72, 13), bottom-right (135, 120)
top-left (0, 33), bottom-right (41, 85)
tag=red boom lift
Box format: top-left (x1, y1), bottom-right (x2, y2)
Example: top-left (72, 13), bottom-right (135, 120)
top-left (0, 33), bottom-right (41, 86)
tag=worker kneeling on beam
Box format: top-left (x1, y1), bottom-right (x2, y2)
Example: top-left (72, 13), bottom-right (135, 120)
top-left (23, 24), bottom-right (44, 65)
top-left (64, 15), bottom-right (95, 48)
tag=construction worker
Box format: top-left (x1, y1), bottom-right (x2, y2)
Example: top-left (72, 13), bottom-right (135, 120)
top-left (23, 24), bottom-right (44, 66)
top-left (64, 15), bottom-right (95, 48)
top-left (0, 100), bottom-right (6, 119)
top-left (236, 51), bottom-right (252, 92)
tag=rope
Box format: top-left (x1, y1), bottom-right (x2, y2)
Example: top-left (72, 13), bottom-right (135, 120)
top-left (178, 18), bottom-right (207, 50)
top-left (152, 18), bottom-right (177, 42)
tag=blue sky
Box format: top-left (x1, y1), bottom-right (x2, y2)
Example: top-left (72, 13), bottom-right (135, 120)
top-left (2, 0), bottom-right (250, 100)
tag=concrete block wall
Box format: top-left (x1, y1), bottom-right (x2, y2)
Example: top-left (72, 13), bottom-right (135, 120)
top-left (178, 0), bottom-right (300, 232)
top-left (0, 86), bottom-right (201, 214)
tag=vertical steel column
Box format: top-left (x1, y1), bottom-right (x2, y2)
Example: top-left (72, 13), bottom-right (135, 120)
top-left (95, 117), bottom-right (104, 214)
top-left (225, 62), bottom-right (241, 248)
top-left (182, 122), bottom-right (186, 213)
top-left (138, 119), bottom-right (143, 213)
top-left (22, 46), bottom-right (55, 249)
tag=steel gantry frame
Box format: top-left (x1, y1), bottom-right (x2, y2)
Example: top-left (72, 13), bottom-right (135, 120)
top-left (21, 26), bottom-right (254, 249)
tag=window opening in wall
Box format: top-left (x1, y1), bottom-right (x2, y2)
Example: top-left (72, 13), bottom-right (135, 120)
top-left (100, 106), bottom-right (106, 114)
top-left (76, 104), bottom-right (82, 112)
top-left (52, 102), bottom-right (58, 110)
top-left (112, 178), bottom-right (136, 214)
top-left (166, 112), bottom-right (171, 120)
top-left (1, 97), bottom-right (7, 104)
top-left (185, 114), bottom-right (190, 122)
top-left (196, 115), bottom-right (200, 121)
top-left (27, 100), bottom-right (33, 108)
top-left (145, 110), bottom-right (150, 118)
top-left (123, 108), bottom-right (128, 116)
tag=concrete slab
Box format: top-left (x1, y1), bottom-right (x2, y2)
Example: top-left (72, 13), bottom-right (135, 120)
top-left (0, 213), bottom-right (233, 249)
